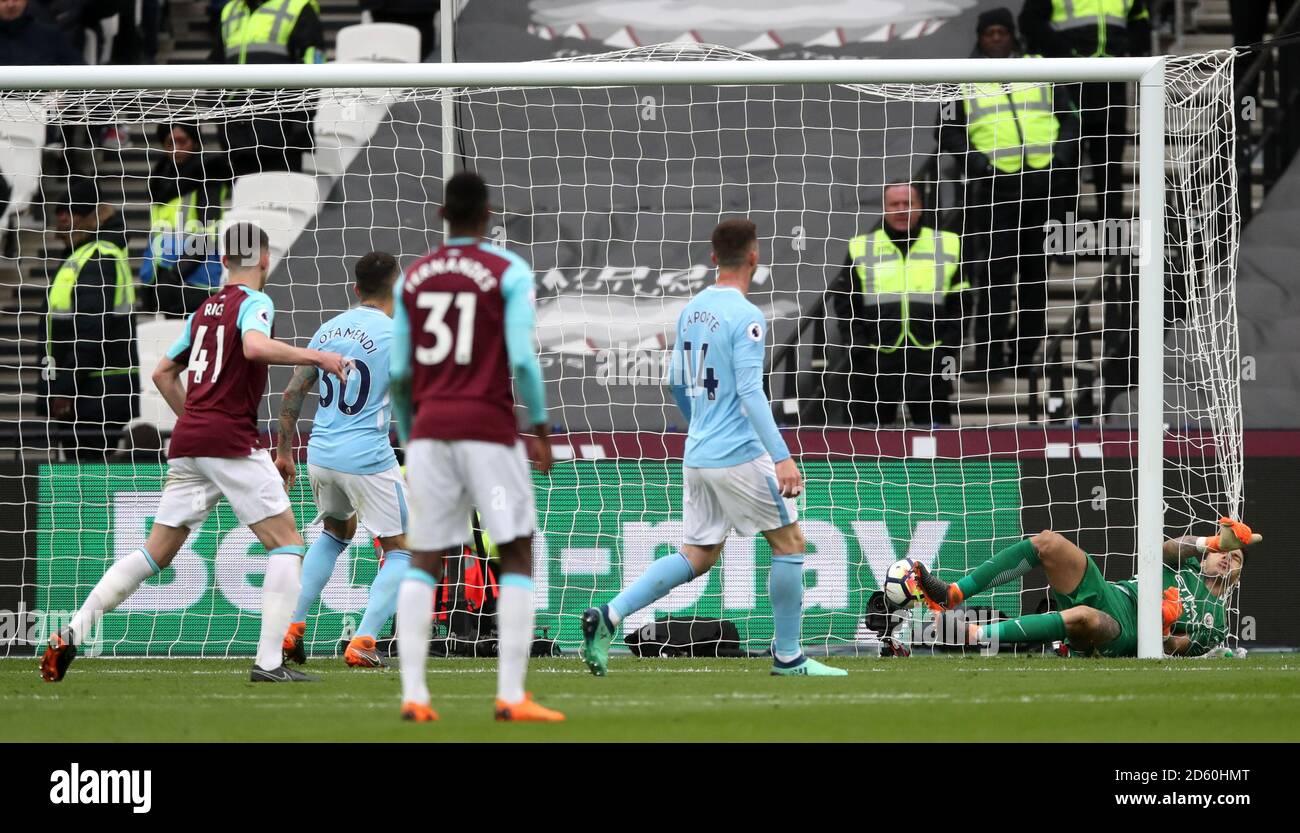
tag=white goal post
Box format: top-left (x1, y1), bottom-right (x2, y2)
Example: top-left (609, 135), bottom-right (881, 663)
top-left (1, 50), bottom-right (1239, 661)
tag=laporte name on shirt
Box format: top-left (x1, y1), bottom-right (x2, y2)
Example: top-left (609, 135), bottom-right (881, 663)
top-left (682, 308), bottom-right (722, 333)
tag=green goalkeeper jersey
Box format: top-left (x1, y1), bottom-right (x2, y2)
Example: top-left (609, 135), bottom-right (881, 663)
top-left (1116, 565), bottom-right (1229, 656)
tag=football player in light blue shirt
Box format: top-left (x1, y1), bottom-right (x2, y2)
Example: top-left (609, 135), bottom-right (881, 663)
top-left (580, 220), bottom-right (845, 677)
top-left (274, 252), bottom-right (411, 668)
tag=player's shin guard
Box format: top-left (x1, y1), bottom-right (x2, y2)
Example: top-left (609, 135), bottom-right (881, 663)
top-left (769, 554), bottom-right (805, 663)
top-left (291, 531), bottom-right (349, 623)
top-left (68, 548), bottom-right (159, 644)
top-left (256, 547), bottom-right (304, 670)
top-left (357, 549), bottom-right (410, 639)
top-left (397, 569), bottom-right (436, 706)
top-left (496, 574), bottom-right (534, 704)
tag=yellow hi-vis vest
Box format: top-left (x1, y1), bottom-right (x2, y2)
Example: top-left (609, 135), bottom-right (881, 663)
top-left (963, 76), bottom-right (1059, 174)
top-left (46, 239), bottom-right (135, 368)
top-left (848, 227), bottom-right (966, 351)
top-left (220, 0), bottom-right (320, 64)
top-left (1050, 0), bottom-right (1138, 57)
top-left (148, 183), bottom-right (226, 270)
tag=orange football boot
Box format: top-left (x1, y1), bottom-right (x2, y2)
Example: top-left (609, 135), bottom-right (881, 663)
top-left (40, 629), bottom-right (77, 682)
top-left (282, 621), bottom-right (306, 665)
top-left (401, 702), bottom-right (439, 722)
top-left (494, 692), bottom-right (566, 722)
top-left (344, 635), bottom-right (386, 668)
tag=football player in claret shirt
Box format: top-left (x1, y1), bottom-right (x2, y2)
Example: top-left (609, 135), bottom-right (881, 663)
top-left (390, 171), bottom-right (562, 723)
top-left (41, 223), bottom-right (350, 684)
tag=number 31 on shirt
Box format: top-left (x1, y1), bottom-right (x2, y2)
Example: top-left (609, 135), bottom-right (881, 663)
top-left (415, 292), bottom-right (477, 365)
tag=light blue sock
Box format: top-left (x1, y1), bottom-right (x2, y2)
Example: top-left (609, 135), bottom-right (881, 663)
top-left (356, 549), bottom-right (410, 639)
top-left (291, 531), bottom-right (349, 623)
top-left (608, 552), bottom-right (696, 624)
top-left (769, 554), bottom-right (806, 663)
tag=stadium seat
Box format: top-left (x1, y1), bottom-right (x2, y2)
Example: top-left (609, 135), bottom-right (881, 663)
top-left (0, 102), bottom-right (47, 231)
top-left (308, 95), bottom-right (389, 185)
top-left (311, 23), bottom-right (420, 188)
top-left (135, 316), bottom-right (188, 431)
top-left (83, 14), bottom-right (120, 65)
top-left (335, 23), bottom-right (422, 64)
top-left (231, 172), bottom-right (320, 235)
top-left (220, 206), bottom-right (301, 273)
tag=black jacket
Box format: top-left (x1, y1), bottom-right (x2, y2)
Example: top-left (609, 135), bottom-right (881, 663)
top-left (1019, 0), bottom-right (1151, 59)
top-left (829, 224), bottom-right (970, 351)
top-left (46, 211), bottom-right (139, 397)
top-left (0, 9), bottom-right (81, 66)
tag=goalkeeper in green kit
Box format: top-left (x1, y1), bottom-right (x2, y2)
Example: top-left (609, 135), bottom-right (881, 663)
top-left (912, 518), bottom-right (1261, 657)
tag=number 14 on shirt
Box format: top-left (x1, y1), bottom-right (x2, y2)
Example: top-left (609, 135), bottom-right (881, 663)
top-left (679, 340), bottom-right (719, 401)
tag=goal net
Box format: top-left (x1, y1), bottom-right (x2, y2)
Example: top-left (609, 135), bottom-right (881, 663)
top-left (0, 46), bottom-right (1240, 660)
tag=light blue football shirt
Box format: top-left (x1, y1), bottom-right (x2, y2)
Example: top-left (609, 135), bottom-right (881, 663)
top-left (671, 285), bottom-right (789, 468)
top-left (307, 305), bottom-right (398, 475)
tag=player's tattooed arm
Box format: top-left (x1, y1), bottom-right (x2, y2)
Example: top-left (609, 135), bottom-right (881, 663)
top-left (275, 365), bottom-right (317, 491)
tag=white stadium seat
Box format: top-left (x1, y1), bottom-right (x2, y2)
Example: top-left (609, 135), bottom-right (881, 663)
top-left (83, 14), bottom-right (120, 65)
top-left (0, 102), bottom-right (47, 229)
top-left (231, 172), bottom-right (320, 234)
top-left (220, 206), bottom-right (302, 274)
top-left (135, 316), bottom-right (188, 432)
top-left (334, 23), bottom-right (422, 64)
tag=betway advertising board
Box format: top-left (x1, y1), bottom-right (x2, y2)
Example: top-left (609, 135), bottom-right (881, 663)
top-left (37, 460), bottom-right (1022, 655)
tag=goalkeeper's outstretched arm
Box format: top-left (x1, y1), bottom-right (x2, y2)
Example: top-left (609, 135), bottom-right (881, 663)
top-left (1162, 518), bottom-right (1263, 566)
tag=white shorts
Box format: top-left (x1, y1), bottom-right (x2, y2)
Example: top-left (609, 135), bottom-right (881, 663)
top-left (308, 463), bottom-right (408, 538)
top-left (154, 451), bottom-right (291, 530)
top-left (405, 438), bottom-right (536, 551)
top-left (683, 453), bottom-right (799, 545)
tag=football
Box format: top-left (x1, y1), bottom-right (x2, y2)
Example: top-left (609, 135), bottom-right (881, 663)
top-left (883, 558), bottom-right (924, 608)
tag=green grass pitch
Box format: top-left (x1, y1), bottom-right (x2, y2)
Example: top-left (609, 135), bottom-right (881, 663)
top-left (4, 654), bottom-right (1298, 742)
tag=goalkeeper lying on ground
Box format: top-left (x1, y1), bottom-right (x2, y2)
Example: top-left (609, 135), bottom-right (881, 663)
top-left (912, 519), bottom-right (1261, 657)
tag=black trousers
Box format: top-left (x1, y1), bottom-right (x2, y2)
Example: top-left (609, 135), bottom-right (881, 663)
top-left (844, 346), bottom-right (953, 426)
top-left (43, 372), bottom-right (139, 461)
top-left (1078, 81), bottom-right (1131, 224)
top-left (1231, 0), bottom-right (1297, 105)
top-left (963, 166), bottom-right (1053, 370)
top-left (222, 114), bottom-right (313, 177)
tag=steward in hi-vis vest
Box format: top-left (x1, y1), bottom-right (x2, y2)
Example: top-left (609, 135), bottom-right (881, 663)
top-left (213, 0), bottom-right (325, 176)
top-left (1020, 0), bottom-right (1147, 227)
top-left (830, 183), bottom-right (969, 427)
top-left (936, 7), bottom-right (1078, 377)
top-left (140, 123), bottom-right (232, 315)
top-left (1019, 0), bottom-right (1150, 60)
top-left (43, 179), bottom-right (139, 458)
